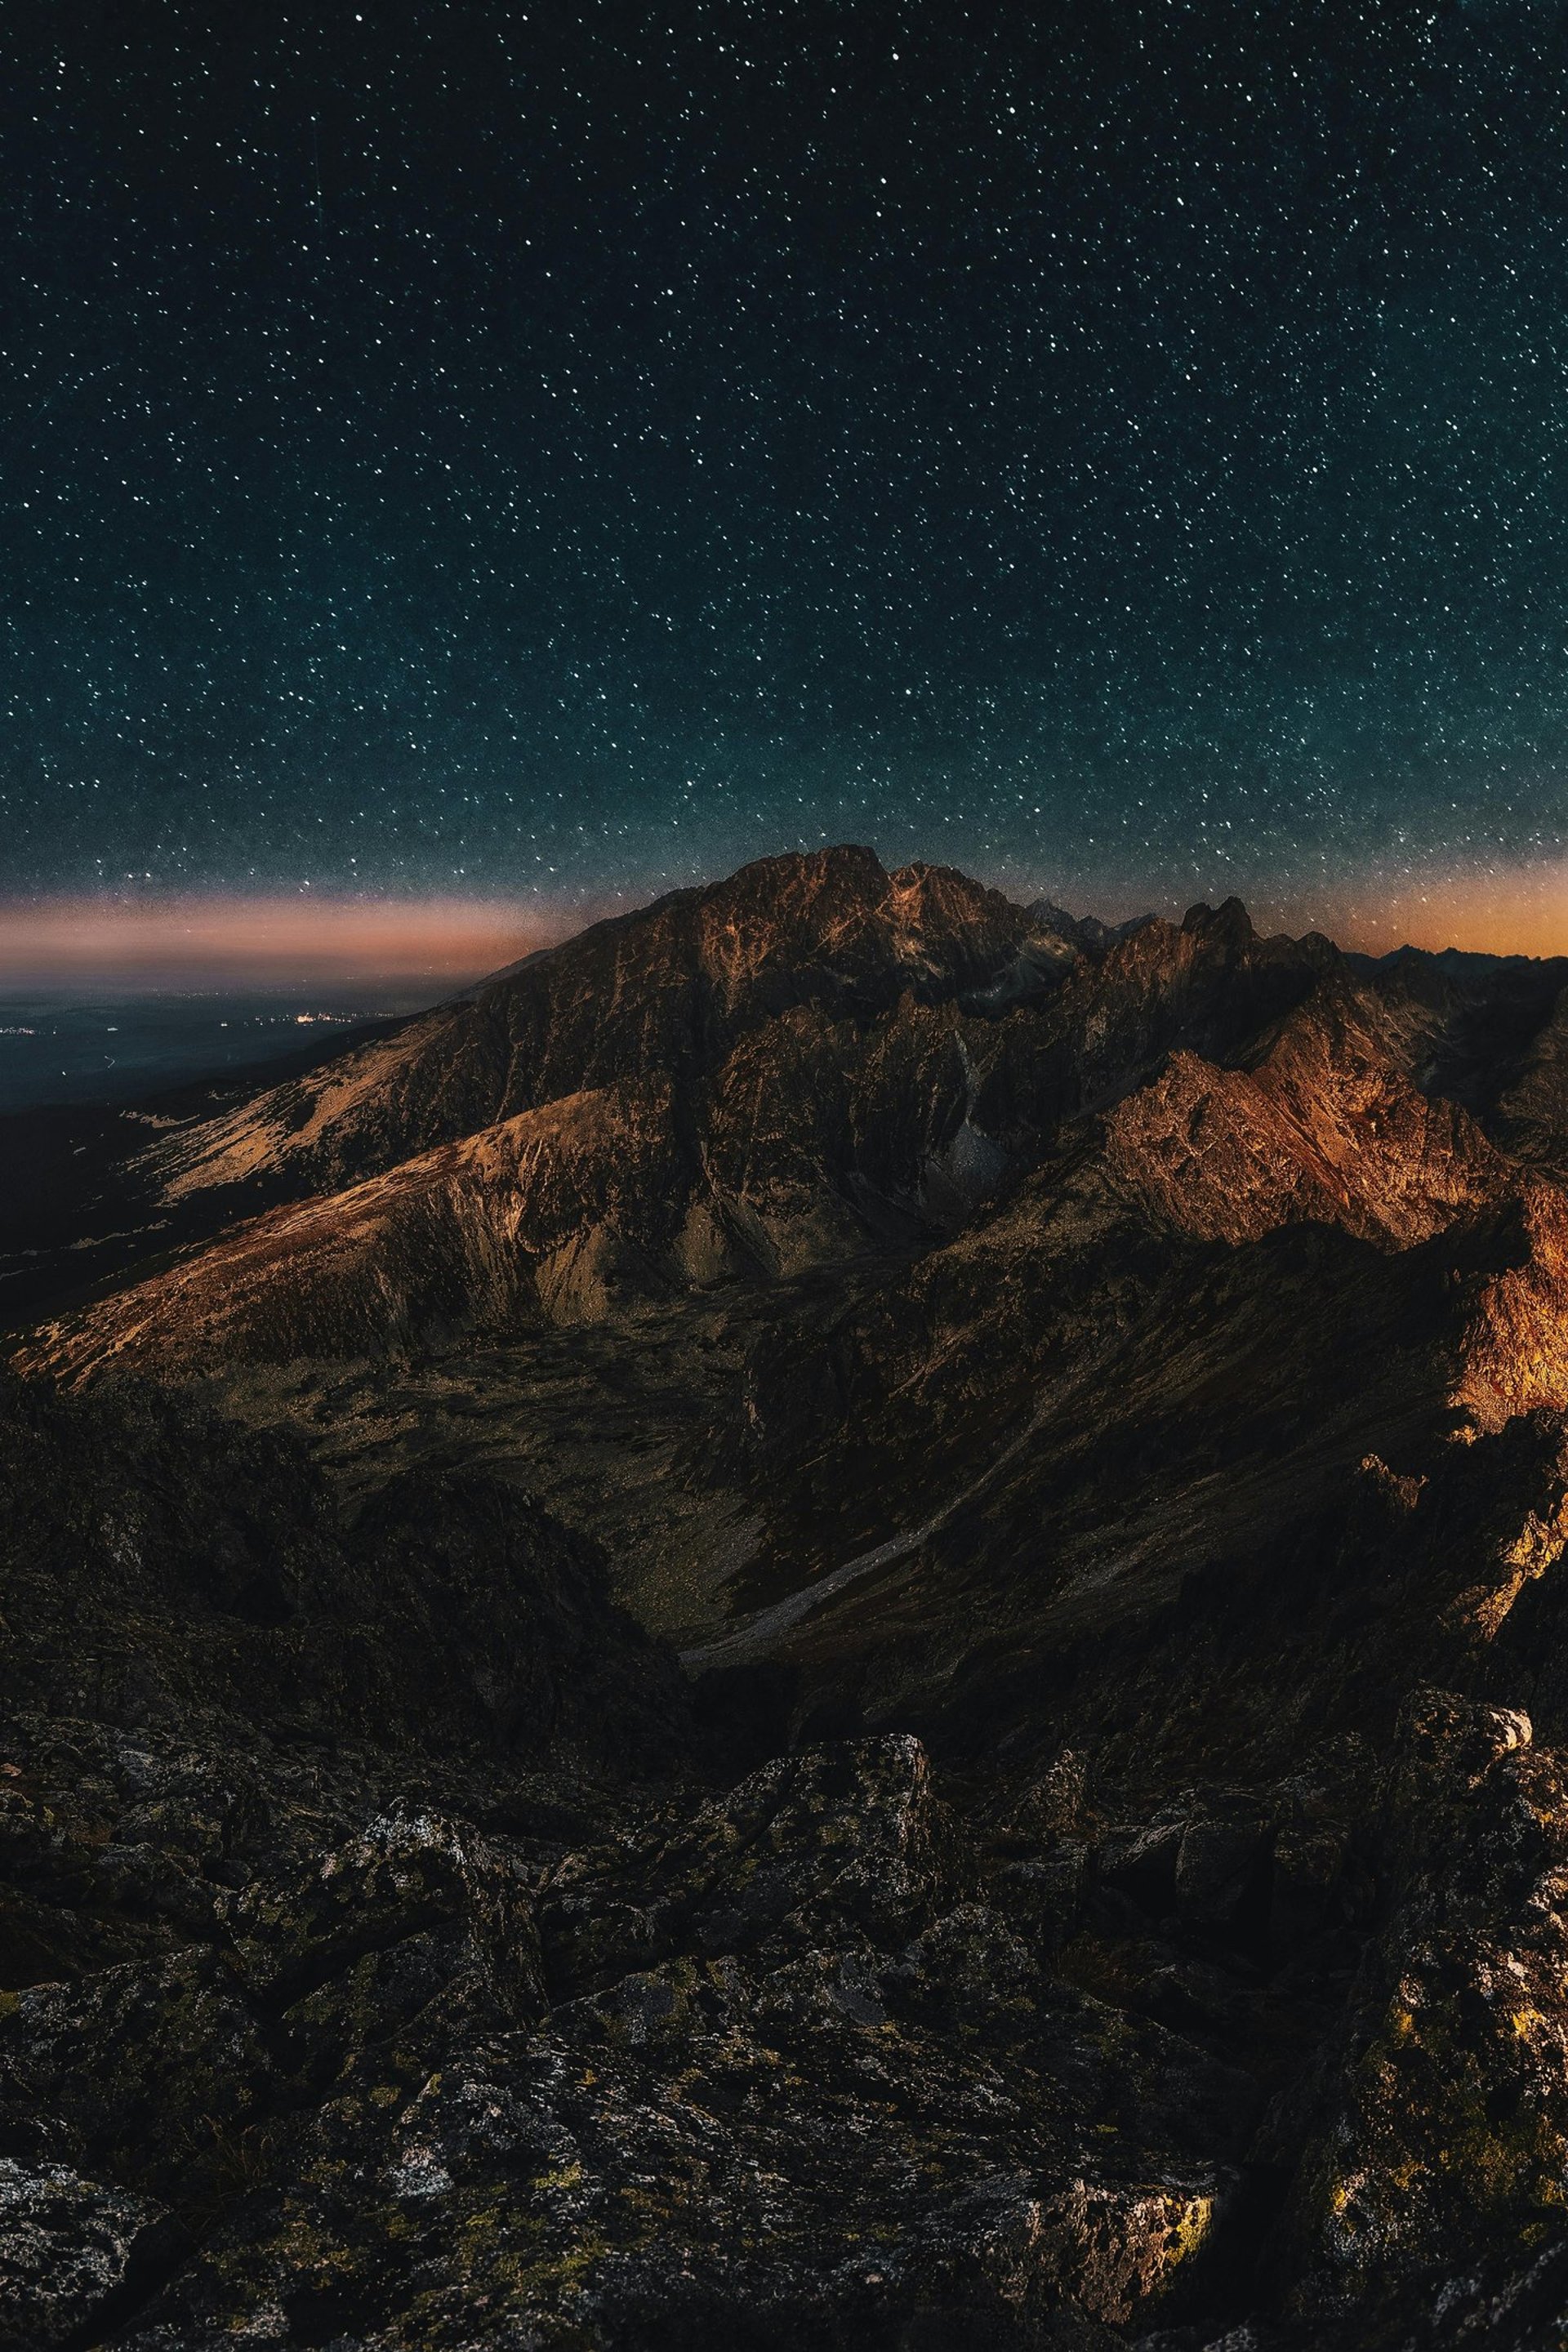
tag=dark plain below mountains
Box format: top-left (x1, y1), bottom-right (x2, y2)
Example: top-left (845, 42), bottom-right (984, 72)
top-left (3, 844), bottom-right (1568, 2351)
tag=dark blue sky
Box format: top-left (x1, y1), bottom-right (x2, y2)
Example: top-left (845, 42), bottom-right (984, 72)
top-left (4, 0), bottom-right (1568, 924)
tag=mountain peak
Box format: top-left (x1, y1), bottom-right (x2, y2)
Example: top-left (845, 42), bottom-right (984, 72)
top-left (724, 841), bottom-right (888, 896)
top-left (1181, 894), bottom-right (1255, 949)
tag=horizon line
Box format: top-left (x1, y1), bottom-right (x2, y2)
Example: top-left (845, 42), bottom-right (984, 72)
top-left (0, 853), bottom-right (1564, 985)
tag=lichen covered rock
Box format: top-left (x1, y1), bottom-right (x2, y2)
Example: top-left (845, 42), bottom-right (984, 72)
top-left (0, 2156), bottom-right (176, 2350)
top-left (1286, 1692), bottom-right (1568, 2340)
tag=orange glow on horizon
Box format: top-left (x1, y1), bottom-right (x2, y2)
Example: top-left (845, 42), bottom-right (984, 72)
top-left (1321, 860), bottom-right (1568, 960)
top-left (0, 862), bottom-right (1562, 996)
top-left (0, 895), bottom-right (581, 991)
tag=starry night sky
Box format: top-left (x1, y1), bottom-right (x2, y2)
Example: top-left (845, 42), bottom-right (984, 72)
top-left (5, 0), bottom-right (1568, 932)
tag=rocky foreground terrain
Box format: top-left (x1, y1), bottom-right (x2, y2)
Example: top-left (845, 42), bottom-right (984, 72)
top-left (4, 844), bottom-right (1568, 2348)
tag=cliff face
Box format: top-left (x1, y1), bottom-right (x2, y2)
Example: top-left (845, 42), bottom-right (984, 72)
top-left (5, 848), bottom-right (1568, 2350)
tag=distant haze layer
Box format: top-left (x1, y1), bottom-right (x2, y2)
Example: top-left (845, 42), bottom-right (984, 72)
top-left (0, 897), bottom-right (577, 995)
top-left (0, 860), bottom-right (1563, 999)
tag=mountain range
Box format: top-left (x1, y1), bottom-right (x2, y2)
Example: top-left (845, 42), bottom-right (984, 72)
top-left (4, 844), bottom-right (1568, 2350)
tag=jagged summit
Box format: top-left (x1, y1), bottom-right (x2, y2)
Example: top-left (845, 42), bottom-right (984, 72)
top-left (1180, 893), bottom-right (1255, 948)
top-left (5, 860), bottom-right (1316, 1380)
top-left (11, 849), bottom-right (1567, 1395)
top-left (1027, 896), bottom-right (1157, 954)
top-left (115, 844), bottom-right (1030, 1209)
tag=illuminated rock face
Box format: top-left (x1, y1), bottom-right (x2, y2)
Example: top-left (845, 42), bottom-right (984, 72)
top-left (18, 847), bottom-right (1567, 1392)
top-left (1280, 1691), bottom-right (1568, 2337)
top-left (4, 849), bottom-right (1568, 2345)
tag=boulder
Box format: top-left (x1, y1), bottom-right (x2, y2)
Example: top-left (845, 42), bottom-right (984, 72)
top-left (0, 2156), bottom-right (177, 2350)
